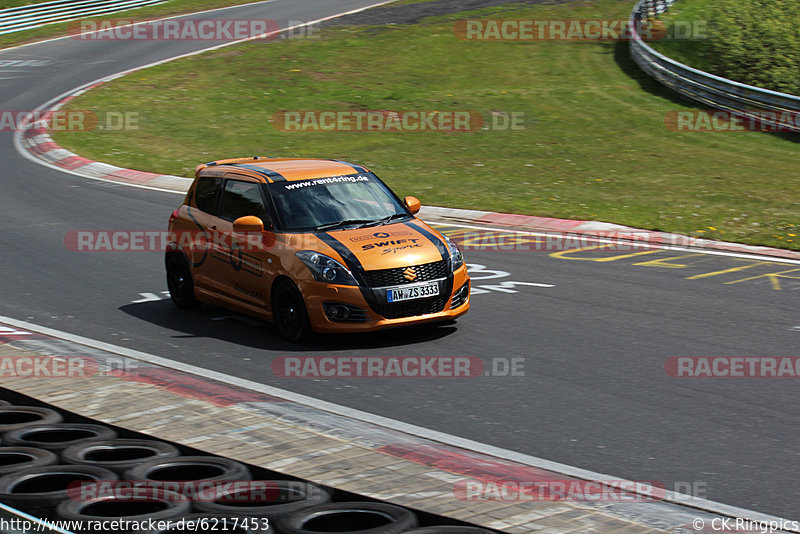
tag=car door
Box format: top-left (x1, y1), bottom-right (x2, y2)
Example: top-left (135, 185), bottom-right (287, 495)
top-left (209, 175), bottom-right (276, 308)
top-left (185, 174), bottom-right (221, 292)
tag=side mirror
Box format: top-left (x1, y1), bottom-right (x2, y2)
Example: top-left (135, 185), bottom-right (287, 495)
top-left (233, 216), bottom-right (265, 233)
top-left (404, 196), bottom-right (421, 215)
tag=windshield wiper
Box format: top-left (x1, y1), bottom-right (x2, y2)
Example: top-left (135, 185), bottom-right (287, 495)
top-left (360, 213), bottom-right (408, 228)
top-left (314, 219), bottom-right (376, 232)
top-left (315, 214), bottom-right (409, 232)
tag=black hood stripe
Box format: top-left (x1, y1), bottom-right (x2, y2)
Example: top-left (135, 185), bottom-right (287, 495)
top-left (404, 221), bottom-right (449, 262)
top-left (316, 233), bottom-right (376, 307)
top-left (316, 233), bottom-right (365, 278)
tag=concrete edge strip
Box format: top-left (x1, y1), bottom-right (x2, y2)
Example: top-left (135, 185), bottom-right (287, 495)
top-left (0, 314), bottom-right (797, 531)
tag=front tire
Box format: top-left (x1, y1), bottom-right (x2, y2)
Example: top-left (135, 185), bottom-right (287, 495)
top-left (166, 254), bottom-right (202, 309)
top-left (272, 280), bottom-right (310, 342)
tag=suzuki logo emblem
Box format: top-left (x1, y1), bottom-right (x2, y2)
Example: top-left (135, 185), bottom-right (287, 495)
top-left (403, 267), bottom-right (417, 282)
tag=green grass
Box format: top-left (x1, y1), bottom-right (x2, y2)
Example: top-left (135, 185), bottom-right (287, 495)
top-left (53, 0), bottom-right (800, 250)
top-left (0, 0), bottom-right (269, 49)
top-left (1, 0), bottom-right (47, 9)
top-left (647, 0), bottom-right (714, 70)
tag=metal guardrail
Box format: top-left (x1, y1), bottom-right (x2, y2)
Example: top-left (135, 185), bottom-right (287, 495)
top-left (629, 0), bottom-right (800, 131)
top-left (0, 0), bottom-right (166, 35)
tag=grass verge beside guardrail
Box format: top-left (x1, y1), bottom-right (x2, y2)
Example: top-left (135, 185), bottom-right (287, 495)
top-left (53, 0), bottom-right (800, 250)
top-left (645, 0), bottom-right (712, 70)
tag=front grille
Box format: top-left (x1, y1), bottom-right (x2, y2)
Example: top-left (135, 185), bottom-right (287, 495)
top-left (373, 296), bottom-right (447, 320)
top-left (450, 282), bottom-right (469, 309)
top-left (362, 260), bottom-right (448, 288)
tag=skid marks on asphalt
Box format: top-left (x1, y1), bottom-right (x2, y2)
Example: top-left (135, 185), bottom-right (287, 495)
top-left (0, 55), bottom-right (57, 80)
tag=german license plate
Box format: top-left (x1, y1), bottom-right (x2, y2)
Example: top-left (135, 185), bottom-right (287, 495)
top-left (387, 282), bottom-right (439, 303)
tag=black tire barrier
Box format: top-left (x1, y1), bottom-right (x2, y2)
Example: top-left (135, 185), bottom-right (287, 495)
top-left (0, 446), bottom-right (59, 475)
top-left (62, 438), bottom-right (181, 475)
top-left (0, 464), bottom-right (118, 518)
top-left (194, 480), bottom-right (331, 521)
top-left (133, 512), bottom-right (273, 534)
top-left (0, 391), bottom-right (498, 533)
top-left (402, 528), bottom-right (496, 534)
top-left (3, 423), bottom-right (117, 452)
top-left (0, 406), bottom-right (62, 433)
top-left (275, 502), bottom-right (418, 534)
top-left (0, 400), bottom-right (12, 406)
top-left (57, 489), bottom-right (191, 533)
top-left (125, 456), bottom-right (251, 484)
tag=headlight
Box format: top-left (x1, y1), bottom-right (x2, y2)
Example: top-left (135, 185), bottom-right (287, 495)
top-left (443, 235), bottom-right (464, 271)
top-left (296, 251), bottom-right (358, 286)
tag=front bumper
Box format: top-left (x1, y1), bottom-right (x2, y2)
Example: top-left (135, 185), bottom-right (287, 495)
top-left (298, 265), bottom-right (470, 333)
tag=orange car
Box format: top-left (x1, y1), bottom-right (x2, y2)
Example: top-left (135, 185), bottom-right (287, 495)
top-left (165, 157), bottom-right (470, 340)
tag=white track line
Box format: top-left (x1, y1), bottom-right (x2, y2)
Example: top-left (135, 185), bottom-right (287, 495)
top-left (0, 314), bottom-right (797, 529)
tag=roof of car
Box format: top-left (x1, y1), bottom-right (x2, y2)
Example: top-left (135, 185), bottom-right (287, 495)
top-left (196, 157), bottom-right (370, 183)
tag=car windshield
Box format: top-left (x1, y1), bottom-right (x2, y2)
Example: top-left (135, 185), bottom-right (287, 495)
top-left (268, 172), bottom-right (410, 232)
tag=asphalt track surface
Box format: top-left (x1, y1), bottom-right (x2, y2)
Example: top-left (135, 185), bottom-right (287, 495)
top-left (1, 0), bottom-right (799, 522)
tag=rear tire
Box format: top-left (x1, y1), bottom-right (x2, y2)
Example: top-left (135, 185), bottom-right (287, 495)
top-left (272, 280), bottom-right (310, 342)
top-left (166, 254), bottom-right (202, 309)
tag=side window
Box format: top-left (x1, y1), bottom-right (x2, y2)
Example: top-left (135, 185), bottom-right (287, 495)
top-left (219, 180), bottom-right (268, 222)
top-left (194, 177), bottom-right (221, 214)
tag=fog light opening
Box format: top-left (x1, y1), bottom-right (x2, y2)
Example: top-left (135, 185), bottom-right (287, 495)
top-left (328, 305), bottom-right (350, 320)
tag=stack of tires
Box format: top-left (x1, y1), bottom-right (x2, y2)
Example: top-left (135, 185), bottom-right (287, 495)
top-left (0, 400), bottom-right (495, 534)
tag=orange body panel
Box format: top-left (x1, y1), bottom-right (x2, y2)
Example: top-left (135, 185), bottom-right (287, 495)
top-left (167, 157), bottom-right (470, 335)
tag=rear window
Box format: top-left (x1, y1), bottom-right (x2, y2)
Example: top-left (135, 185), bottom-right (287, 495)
top-left (194, 177), bottom-right (221, 214)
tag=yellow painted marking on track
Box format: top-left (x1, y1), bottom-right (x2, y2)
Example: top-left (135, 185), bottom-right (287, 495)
top-left (632, 254), bottom-right (707, 269)
top-left (724, 268), bottom-right (800, 290)
top-left (549, 245), bottom-right (661, 262)
top-left (686, 261), bottom-right (771, 280)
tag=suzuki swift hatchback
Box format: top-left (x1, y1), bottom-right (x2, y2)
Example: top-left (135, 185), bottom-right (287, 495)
top-left (165, 157), bottom-right (470, 340)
